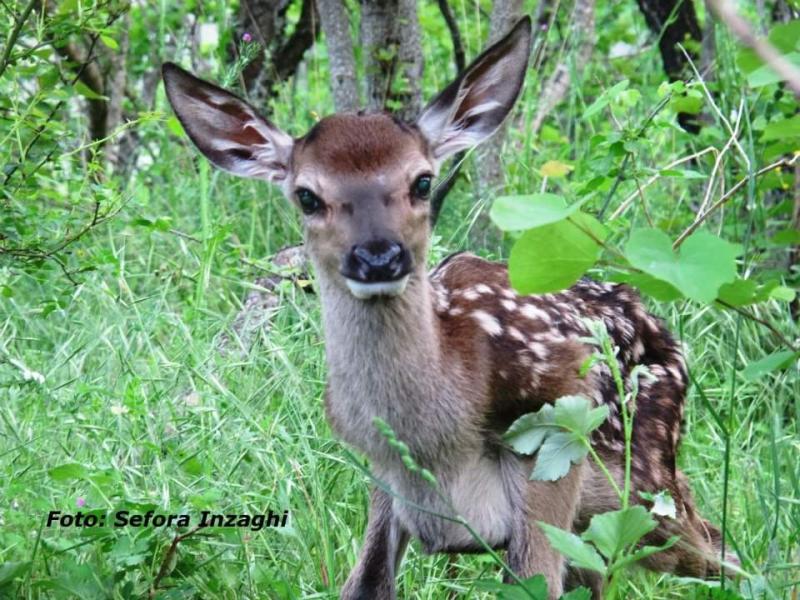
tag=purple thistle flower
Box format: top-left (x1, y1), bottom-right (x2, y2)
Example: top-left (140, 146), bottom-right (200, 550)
top-left (76, 497), bottom-right (86, 508)
top-left (242, 32), bottom-right (252, 43)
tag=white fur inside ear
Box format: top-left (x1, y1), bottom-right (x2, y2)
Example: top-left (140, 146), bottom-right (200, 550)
top-left (345, 276), bottom-right (410, 299)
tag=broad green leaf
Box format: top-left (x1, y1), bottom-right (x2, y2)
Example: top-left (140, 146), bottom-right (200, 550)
top-left (538, 522), bottom-right (607, 574)
top-left (737, 21), bottom-right (800, 74)
top-left (770, 286), bottom-right (796, 302)
top-left (560, 588), bottom-right (592, 600)
top-left (610, 272), bottom-right (683, 302)
top-left (613, 536), bottom-right (679, 570)
top-left (509, 213), bottom-right (606, 294)
top-left (540, 160), bottom-right (574, 178)
top-left (747, 52), bottom-right (800, 87)
top-left (503, 405), bottom-right (556, 454)
top-left (100, 35), bottom-right (118, 50)
top-left (531, 431), bottom-right (587, 481)
top-left (49, 463), bottom-right (88, 481)
top-left (762, 115), bottom-right (800, 141)
top-left (73, 80), bottom-right (107, 101)
top-left (582, 506), bottom-right (657, 560)
top-left (0, 562), bottom-right (30, 588)
top-left (624, 229), bottom-right (740, 303)
top-left (552, 395), bottom-right (609, 436)
top-left (491, 193), bottom-right (582, 231)
top-left (741, 350), bottom-right (799, 381)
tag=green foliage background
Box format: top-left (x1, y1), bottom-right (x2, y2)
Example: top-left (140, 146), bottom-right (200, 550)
top-left (0, 0), bottom-right (798, 598)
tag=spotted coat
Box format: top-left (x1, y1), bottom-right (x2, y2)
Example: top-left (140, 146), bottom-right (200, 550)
top-left (430, 252), bottom-right (688, 495)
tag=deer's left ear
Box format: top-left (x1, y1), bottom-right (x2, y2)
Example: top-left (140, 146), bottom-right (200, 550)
top-left (162, 63), bottom-right (294, 183)
top-left (416, 17), bottom-right (531, 163)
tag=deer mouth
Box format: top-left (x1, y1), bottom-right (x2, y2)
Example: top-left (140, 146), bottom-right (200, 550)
top-left (344, 275), bottom-right (411, 299)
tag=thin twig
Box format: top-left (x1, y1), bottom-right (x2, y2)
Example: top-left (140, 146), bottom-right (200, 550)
top-left (716, 300), bottom-right (798, 352)
top-left (149, 525), bottom-right (205, 598)
top-left (673, 154), bottom-right (799, 248)
top-left (0, 0), bottom-right (37, 80)
top-left (610, 147), bottom-right (718, 220)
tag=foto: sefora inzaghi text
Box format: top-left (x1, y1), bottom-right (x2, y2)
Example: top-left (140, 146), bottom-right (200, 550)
top-left (46, 509), bottom-right (290, 531)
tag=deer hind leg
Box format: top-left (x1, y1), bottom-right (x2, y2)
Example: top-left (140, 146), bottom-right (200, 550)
top-left (506, 459), bottom-right (587, 600)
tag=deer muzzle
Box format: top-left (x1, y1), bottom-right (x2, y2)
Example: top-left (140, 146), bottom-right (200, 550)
top-left (341, 238), bottom-right (412, 299)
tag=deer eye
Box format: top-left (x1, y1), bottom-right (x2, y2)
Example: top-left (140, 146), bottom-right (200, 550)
top-left (296, 188), bottom-right (323, 215)
top-left (411, 174), bottom-right (432, 200)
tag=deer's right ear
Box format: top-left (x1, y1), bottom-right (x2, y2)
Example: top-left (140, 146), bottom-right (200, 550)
top-left (416, 17), bottom-right (531, 164)
top-left (162, 63), bottom-right (293, 183)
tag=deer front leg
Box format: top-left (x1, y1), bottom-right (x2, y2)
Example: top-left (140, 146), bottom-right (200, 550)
top-left (341, 489), bottom-right (410, 600)
top-left (506, 461), bottom-right (586, 600)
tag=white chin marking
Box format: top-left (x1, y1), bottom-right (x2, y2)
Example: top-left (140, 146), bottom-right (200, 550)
top-left (346, 275), bottom-right (410, 299)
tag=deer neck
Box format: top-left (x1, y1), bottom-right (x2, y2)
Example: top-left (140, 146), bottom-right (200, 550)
top-left (316, 265), bottom-right (462, 459)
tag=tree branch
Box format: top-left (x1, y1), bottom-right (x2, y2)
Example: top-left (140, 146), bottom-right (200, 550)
top-left (707, 0), bottom-right (800, 97)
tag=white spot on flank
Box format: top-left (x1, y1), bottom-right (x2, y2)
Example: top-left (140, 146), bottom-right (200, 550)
top-left (475, 284), bottom-right (493, 295)
top-left (472, 310), bottom-right (502, 337)
top-left (449, 307), bottom-right (464, 317)
top-left (528, 342), bottom-right (549, 359)
top-left (507, 326), bottom-right (526, 343)
top-left (501, 288), bottom-right (516, 299)
top-left (501, 299), bottom-right (517, 312)
top-left (499, 370), bottom-right (508, 380)
top-left (463, 289), bottom-right (480, 301)
top-left (520, 304), bottom-right (551, 323)
top-left (667, 365), bottom-right (684, 382)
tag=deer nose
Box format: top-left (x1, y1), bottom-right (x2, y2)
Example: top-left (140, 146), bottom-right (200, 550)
top-left (342, 239), bottom-right (411, 283)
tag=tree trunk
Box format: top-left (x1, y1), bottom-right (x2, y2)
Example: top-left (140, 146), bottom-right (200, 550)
top-left (359, 0), bottom-right (423, 118)
top-left (238, 0), bottom-right (287, 100)
top-left (318, 0), bottom-right (360, 111)
top-left (635, 0), bottom-right (703, 132)
top-left (531, 0), bottom-right (596, 135)
top-left (471, 0), bottom-right (523, 250)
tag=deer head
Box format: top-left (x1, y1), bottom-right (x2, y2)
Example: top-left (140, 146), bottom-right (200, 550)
top-left (162, 18), bottom-right (531, 300)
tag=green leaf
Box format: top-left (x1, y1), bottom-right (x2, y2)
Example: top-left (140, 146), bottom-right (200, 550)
top-left (552, 395), bottom-right (609, 436)
top-left (166, 115), bottom-right (185, 137)
top-left (0, 562), bottom-right (30, 588)
top-left (613, 536), bottom-right (679, 570)
top-left (538, 522), bottom-right (607, 574)
top-left (624, 229), bottom-right (740, 303)
top-left (73, 80), bottom-right (107, 101)
top-left (100, 35), bottom-right (118, 50)
top-left (583, 80), bottom-right (629, 118)
top-left (762, 115), bottom-right (800, 141)
top-left (491, 194), bottom-right (582, 231)
top-left (741, 350), bottom-right (799, 381)
top-left (531, 431), bottom-right (587, 481)
top-left (509, 213), bottom-right (606, 294)
top-left (610, 272), bottom-right (683, 302)
top-left (503, 405), bottom-right (556, 455)
top-left (747, 51), bottom-right (800, 87)
top-left (48, 463), bottom-right (88, 481)
top-left (560, 588), bottom-right (592, 600)
top-left (769, 286), bottom-right (796, 302)
top-left (581, 506), bottom-right (657, 560)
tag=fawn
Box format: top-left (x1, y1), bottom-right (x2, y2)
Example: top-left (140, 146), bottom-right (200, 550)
top-left (163, 17), bottom-right (727, 599)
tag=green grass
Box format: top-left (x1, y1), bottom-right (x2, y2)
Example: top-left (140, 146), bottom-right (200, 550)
top-left (1, 1), bottom-right (799, 598)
